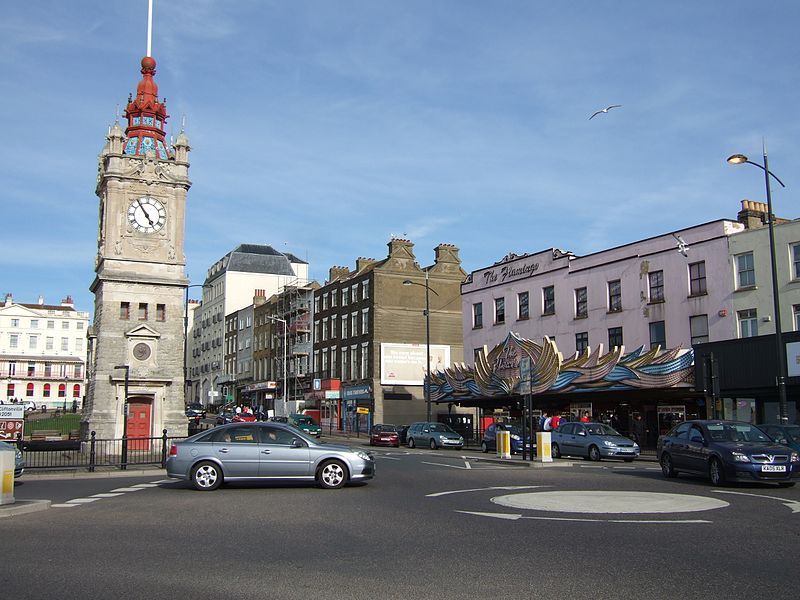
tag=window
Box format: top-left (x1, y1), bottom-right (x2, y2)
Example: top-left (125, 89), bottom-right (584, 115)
top-left (322, 318), bottom-right (328, 341)
top-left (43, 384), bottom-right (51, 398)
top-left (46, 337), bottom-right (54, 350)
top-left (738, 309), bottom-right (758, 338)
top-left (120, 302), bottom-right (130, 320)
top-left (29, 336), bottom-right (38, 350)
top-left (6, 384), bottom-right (14, 398)
top-left (361, 309), bottom-right (369, 334)
top-left (74, 364), bottom-right (82, 378)
top-left (649, 271), bottom-right (664, 302)
top-left (44, 362), bottom-right (51, 377)
top-left (689, 261), bottom-right (707, 296)
top-left (518, 292), bottom-right (529, 320)
top-left (322, 293), bottom-right (329, 310)
top-left (649, 321), bottom-right (666, 349)
top-left (26, 383), bottom-right (34, 397)
top-left (472, 303), bottom-right (483, 328)
top-left (350, 312), bottom-right (357, 337)
top-left (9, 334), bottom-right (18, 349)
top-left (156, 304), bottom-right (166, 321)
top-left (736, 252), bottom-right (755, 288)
top-left (61, 337), bottom-right (69, 351)
top-left (73, 384), bottom-right (81, 398)
top-left (575, 332), bottom-right (589, 354)
top-left (361, 343), bottom-right (369, 379)
top-left (690, 315), bottom-right (709, 345)
top-left (793, 244), bottom-right (800, 280)
top-left (11, 318), bottom-right (19, 327)
top-left (58, 383), bottom-right (66, 398)
top-left (341, 317), bottom-right (348, 339)
top-left (542, 286), bottom-right (555, 315)
top-left (608, 280), bottom-right (622, 312)
top-left (795, 305), bottom-right (800, 331)
top-left (8, 361), bottom-right (15, 376)
top-left (494, 298), bottom-right (505, 324)
top-left (61, 321), bottom-right (69, 329)
top-left (31, 319), bottom-right (39, 329)
top-left (27, 362), bottom-right (35, 376)
top-left (76, 322), bottom-right (84, 330)
top-left (47, 320), bottom-right (55, 329)
top-left (362, 280), bottom-right (369, 300)
top-left (331, 291), bottom-right (337, 307)
top-left (342, 287), bottom-right (350, 305)
top-left (575, 287), bottom-right (587, 318)
top-left (138, 303), bottom-right (148, 320)
top-left (608, 326), bottom-right (623, 349)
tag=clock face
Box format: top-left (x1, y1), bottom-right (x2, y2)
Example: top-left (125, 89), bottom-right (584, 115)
top-left (128, 196), bottom-right (166, 234)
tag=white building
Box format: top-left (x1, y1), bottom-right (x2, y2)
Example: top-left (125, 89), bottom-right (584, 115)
top-left (0, 294), bottom-right (90, 409)
top-left (187, 244), bottom-right (309, 406)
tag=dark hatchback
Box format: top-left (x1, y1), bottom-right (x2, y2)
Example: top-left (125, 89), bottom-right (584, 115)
top-left (480, 423), bottom-right (533, 455)
top-left (657, 420), bottom-right (800, 487)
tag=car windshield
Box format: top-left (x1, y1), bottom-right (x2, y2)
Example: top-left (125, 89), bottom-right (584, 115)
top-left (430, 424), bottom-right (455, 433)
top-left (706, 423), bottom-right (771, 443)
top-left (585, 424), bottom-right (621, 436)
top-left (782, 426), bottom-right (800, 442)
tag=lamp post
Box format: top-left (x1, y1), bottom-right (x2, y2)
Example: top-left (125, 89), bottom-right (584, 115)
top-left (403, 271), bottom-right (439, 422)
top-left (266, 315), bottom-right (288, 417)
top-left (113, 364), bottom-right (129, 469)
top-left (727, 145), bottom-right (788, 424)
top-left (184, 283), bottom-right (209, 406)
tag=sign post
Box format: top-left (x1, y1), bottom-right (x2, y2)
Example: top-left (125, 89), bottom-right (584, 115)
top-left (0, 405), bottom-right (25, 443)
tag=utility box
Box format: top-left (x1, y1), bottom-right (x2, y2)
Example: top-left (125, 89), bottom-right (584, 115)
top-left (496, 430), bottom-right (511, 459)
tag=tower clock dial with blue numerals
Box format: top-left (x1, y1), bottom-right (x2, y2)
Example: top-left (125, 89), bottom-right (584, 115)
top-left (128, 196), bottom-right (166, 234)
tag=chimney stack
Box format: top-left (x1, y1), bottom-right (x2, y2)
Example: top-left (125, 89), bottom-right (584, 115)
top-left (329, 266), bottom-right (350, 282)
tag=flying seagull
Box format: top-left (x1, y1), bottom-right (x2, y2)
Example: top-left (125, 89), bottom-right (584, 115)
top-left (672, 233), bottom-right (689, 257)
top-left (589, 104), bottom-right (622, 120)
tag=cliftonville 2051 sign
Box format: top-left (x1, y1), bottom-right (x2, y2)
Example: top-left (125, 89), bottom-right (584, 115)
top-left (482, 261), bottom-right (539, 285)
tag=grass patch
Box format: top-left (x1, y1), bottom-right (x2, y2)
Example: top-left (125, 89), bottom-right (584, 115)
top-left (25, 413), bottom-right (81, 433)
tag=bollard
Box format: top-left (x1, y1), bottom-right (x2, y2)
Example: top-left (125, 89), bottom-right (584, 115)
top-left (536, 431), bottom-right (553, 462)
top-left (0, 446), bottom-right (15, 505)
top-left (496, 430), bottom-right (511, 459)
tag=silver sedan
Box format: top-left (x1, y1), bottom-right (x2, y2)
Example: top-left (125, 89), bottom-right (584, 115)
top-left (551, 422), bottom-right (640, 462)
top-left (166, 422), bottom-right (375, 491)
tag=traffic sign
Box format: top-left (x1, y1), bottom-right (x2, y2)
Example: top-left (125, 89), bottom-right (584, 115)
top-left (356, 407), bottom-right (369, 415)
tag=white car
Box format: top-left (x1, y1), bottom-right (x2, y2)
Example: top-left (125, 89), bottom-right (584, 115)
top-left (20, 401), bottom-right (37, 412)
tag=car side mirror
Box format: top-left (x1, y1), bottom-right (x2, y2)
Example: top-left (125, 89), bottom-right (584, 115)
top-left (778, 438), bottom-right (788, 445)
top-left (578, 431), bottom-right (586, 437)
top-left (291, 439), bottom-right (304, 448)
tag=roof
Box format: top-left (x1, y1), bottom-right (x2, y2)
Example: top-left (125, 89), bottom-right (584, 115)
top-left (214, 244), bottom-right (298, 277)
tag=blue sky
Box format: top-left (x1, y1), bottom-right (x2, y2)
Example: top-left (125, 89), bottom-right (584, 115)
top-left (2, 1), bottom-right (798, 315)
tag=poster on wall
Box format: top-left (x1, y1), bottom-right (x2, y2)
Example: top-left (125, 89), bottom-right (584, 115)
top-left (380, 343), bottom-right (451, 386)
top-left (786, 342), bottom-right (800, 377)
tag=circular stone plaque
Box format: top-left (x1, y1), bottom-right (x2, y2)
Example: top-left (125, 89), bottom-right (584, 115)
top-left (132, 342), bottom-right (151, 361)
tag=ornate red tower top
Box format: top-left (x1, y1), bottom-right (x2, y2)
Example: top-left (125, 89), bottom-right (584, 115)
top-left (123, 56), bottom-right (170, 159)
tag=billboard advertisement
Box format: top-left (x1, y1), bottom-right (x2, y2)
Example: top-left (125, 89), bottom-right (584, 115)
top-left (380, 343), bottom-right (451, 386)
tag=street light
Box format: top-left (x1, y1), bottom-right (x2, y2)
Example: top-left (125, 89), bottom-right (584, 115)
top-left (266, 314), bottom-right (288, 417)
top-left (727, 144), bottom-right (788, 424)
top-left (403, 271), bottom-right (439, 422)
top-left (184, 283), bottom-right (209, 406)
top-left (113, 364), bottom-right (129, 470)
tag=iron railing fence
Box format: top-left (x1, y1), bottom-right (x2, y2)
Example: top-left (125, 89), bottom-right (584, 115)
top-left (16, 430), bottom-right (188, 471)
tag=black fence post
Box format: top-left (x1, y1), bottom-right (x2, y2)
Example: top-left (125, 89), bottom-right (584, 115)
top-left (15, 432), bottom-right (22, 453)
top-left (161, 429), bottom-right (168, 468)
top-left (89, 431), bottom-right (96, 472)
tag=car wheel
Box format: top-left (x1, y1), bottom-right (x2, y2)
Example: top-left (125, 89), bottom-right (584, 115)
top-left (660, 453), bottom-right (677, 478)
top-left (481, 441), bottom-right (488, 453)
top-left (777, 482), bottom-right (796, 488)
top-left (709, 457), bottom-right (726, 486)
top-left (588, 445), bottom-right (601, 462)
top-left (408, 437), bottom-right (415, 448)
top-left (552, 443), bottom-right (561, 459)
top-left (429, 439), bottom-right (438, 450)
top-left (317, 459), bottom-right (348, 489)
top-left (191, 461), bottom-right (222, 491)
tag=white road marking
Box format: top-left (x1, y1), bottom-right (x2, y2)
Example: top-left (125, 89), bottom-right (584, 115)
top-left (491, 491), bottom-right (729, 514)
top-left (458, 511), bottom-right (712, 524)
top-left (66, 498), bottom-right (100, 504)
top-left (152, 480), bottom-right (175, 484)
top-left (612, 466), bottom-right (636, 470)
top-left (464, 461), bottom-right (472, 470)
top-left (91, 493), bottom-right (125, 498)
top-left (713, 489), bottom-right (800, 513)
top-left (109, 487), bottom-right (145, 493)
top-left (376, 455), bottom-right (401, 461)
top-left (51, 504), bottom-right (81, 508)
top-left (427, 485), bottom-right (545, 498)
top-left (132, 483), bottom-right (159, 488)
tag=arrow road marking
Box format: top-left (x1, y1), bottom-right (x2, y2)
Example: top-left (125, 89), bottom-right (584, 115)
top-left (427, 485), bottom-right (546, 498)
top-left (713, 489), bottom-right (800, 513)
top-left (457, 511), bottom-right (712, 524)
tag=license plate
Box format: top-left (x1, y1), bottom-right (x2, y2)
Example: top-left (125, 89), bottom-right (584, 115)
top-left (761, 465), bottom-right (786, 472)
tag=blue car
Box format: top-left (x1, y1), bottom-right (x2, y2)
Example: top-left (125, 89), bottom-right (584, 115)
top-left (480, 423), bottom-right (533, 455)
top-left (657, 420), bottom-right (800, 487)
top-left (758, 423), bottom-right (800, 453)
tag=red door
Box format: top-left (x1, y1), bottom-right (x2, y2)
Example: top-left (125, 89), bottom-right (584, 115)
top-left (126, 399), bottom-right (152, 450)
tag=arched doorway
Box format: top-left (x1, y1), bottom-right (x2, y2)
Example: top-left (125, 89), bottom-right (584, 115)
top-left (126, 396), bottom-right (153, 450)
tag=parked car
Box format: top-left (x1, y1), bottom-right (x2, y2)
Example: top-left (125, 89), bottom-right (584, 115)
top-left (269, 416), bottom-right (289, 423)
top-left (406, 422), bottom-right (464, 450)
top-left (551, 421), bottom-right (640, 461)
top-left (657, 420), bottom-right (800, 487)
top-left (758, 423), bottom-right (800, 453)
top-left (290, 414), bottom-right (321, 438)
top-left (215, 410), bottom-right (236, 425)
top-left (481, 422), bottom-right (533, 455)
top-left (166, 422), bottom-right (375, 491)
top-left (185, 403), bottom-right (206, 419)
top-left (369, 424), bottom-right (401, 447)
top-left (0, 441), bottom-right (24, 478)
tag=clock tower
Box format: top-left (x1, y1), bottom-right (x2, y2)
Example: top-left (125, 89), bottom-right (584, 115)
top-left (82, 55), bottom-right (191, 440)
